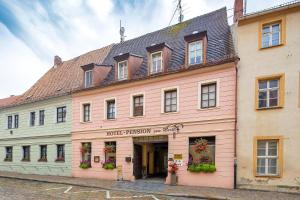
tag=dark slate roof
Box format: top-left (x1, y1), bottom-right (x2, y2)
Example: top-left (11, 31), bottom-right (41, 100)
top-left (102, 7), bottom-right (235, 85)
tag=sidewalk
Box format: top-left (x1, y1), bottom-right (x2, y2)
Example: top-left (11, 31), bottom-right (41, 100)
top-left (0, 171), bottom-right (299, 200)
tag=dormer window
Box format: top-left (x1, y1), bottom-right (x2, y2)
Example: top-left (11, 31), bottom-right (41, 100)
top-left (150, 52), bottom-right (162, 74)
top-left (118, 61), bottom-right (128, 80)
top-left (188, 40), bottom-right (203, 65)
top-left (85, 70), bottom-right (93, 88)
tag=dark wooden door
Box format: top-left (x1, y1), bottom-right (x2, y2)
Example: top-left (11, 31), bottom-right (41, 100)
top-left (133, 144), bottom-right (143, 179)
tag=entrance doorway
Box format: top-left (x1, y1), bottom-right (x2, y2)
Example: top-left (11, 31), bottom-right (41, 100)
top-left (133, 136), bottom-right (168, 180)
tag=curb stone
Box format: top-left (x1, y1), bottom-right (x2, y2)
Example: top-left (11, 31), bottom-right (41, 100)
top-left (0, 174), bottom-right (229, 200)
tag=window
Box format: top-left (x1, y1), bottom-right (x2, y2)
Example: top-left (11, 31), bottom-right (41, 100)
top-left (188, 41), bottom-right (203, 65)
top-left (14, 115), bottom-right (19, 128)
top-left (201, 83), bottom-right (216, 108)
top-left (7, 116), bottom-right (12, 129)
top-left (106, 99), bottom-right (116, 119)
top-left (133, 95), bottom-right (144, 116)
top-left (22, 146), bottom-right (30, 161)
top-left (82, 104), bottom-right (91, 122)
top-left (262, 23), bottom-right (280, 48)
top-left (85, 70), bottom-right (93, 88)
top-left (151, 52), bottom-right (162, 74)
top-left (103, 141), bottom-right (116, 169)
top-left (30, 112), bottom-right (35, 126)
top-left (57, 106), bottom-right (66, 123)
top-left (39, 110), bottom-right (45, 126)
top-left (39, 145), bottom-right (47, 162)
top-left (80, 143), bottom-right (91, 168)
top-left (56, 144), bottom-right (65, 162)
top-left (4, 146), bottom-right (12, 162)
top-left (254, 137), bottom-right (283, 177)
top-left (164, 89), bottom-right (178, 113)
top-left (188, 137), bottom-right (216, 171)
top-left (256, 74), bottom-right (285, 109)
top-left (118, 61), bottom-right (128, 80)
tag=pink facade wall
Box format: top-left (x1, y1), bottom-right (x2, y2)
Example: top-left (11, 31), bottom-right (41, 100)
top-left (72, 63), bottom-right (236, 188)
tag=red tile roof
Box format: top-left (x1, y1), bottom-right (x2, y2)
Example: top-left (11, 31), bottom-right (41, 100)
top-left (0, 44), bottom-right (113, 109)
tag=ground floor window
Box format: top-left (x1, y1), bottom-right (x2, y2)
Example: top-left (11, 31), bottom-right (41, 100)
top-left (22, 146), bottom-right (30, 162)
top-left (79, 143), bottom-right (91, 169)
top-left (38, 145), bottom-right (47, 162)
top-left (4, 146), bottom-right (13, 162)
top-left (102, 141), bottom-right (116, 169)
top-left (56, 144), bottom-right (65, 162)
top-left (187, 136), bottom-right (216, 173)
top-left (256, 139), bottom-right (280, 176)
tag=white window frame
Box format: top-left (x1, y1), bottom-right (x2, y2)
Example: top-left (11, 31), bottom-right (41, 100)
top-left (150, 51), bottom-right (163, 74)
top-left (85, 70), bottom-right (93, 88)
top-left (104, 97), bottom-right (117, 120)
top-left (257, 140), bottom-right (279, 176)
top-left (198, 79), bottom-right (220, 109)
top-left (161, 86), bottom-right (179, 114)
top-left (258, 79), bottom-right (279, 109)
top-left (130, 92), bottom-right (146, 117)
top-left (118, 61), bottom-right (128, 80)
top-left (188, 40), bottom-right (203, 65)
top-left (80, 102), bottom-right (92, 123)
top-left (262, 22), bottom-right (281, 48)
top-left (55, 105), bottom-right (67, 123)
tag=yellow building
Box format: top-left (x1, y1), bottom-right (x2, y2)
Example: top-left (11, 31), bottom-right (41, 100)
top-left (235, 1), bottom-right (300, 192)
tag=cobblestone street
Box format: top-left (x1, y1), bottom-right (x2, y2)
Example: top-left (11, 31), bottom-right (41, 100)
top-left (0, 178), bottom-right (200, 200)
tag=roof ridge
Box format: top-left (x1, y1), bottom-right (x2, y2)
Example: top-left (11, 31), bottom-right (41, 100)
top-left (116, 7), bottom-right (227, 46)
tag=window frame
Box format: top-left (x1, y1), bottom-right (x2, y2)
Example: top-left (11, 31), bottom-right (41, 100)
top-left (4, 146), bottom-right (13, 162)
top-left (7, 115), bottom-right (13, 129)
top-left (150, 51), bottom-right (163, 74)
top-left (161, 87), bottom-right (179, 114)
top-left (39, 145), bottom-right (47, 162)
top-left (39, 110), bottom-right (45, 126)
top-left (188, 40), bottom-right (203, 66)
top-left (82, 103), bottom-right (91, 122)
top-left (84, 70), bottom-right (93, 88)
top-left (198, 79), bottom-right (220, 109)
top-left (258, 16), bottom-right (286, 50)
top-left (117, 60), bottom-right (128, 80)
top-left (22, 146), bottom-right (30, 162)
top-left (56, 144), bottom-right (65, 162)
top-left (104, 98), bottom-right (117, 120)
top-left (14, 114), bottom-right (19, 128)
top-left (57, 106), bottom-right (67, 123)
top-left (130, 92), bottom-right (145, 117)
top-left (30, 111), bottom-right (35, 127)
top-left (255, 74), bottom-right (285, 110)
top-left (253, 136), bottom-right (283, 177)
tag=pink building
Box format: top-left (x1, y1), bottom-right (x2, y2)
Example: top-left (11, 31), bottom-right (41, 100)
top-left (71, 8), bottom-right (237, 189)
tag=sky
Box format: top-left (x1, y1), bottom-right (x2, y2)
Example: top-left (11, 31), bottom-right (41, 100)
top-left (0, 0), bottom-right (291, 98)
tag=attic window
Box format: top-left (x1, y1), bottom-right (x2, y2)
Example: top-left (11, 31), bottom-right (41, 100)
top-left (188, 40), bottom-right (203, 65)
top-left (150, 52), bottom-right (162, 74)
top-left (85, 70), bottom-right (93, 88)
top-left (118, 61), bottom-right (128, 80)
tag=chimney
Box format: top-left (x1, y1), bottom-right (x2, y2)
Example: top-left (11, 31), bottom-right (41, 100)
top-left (54, 55), bottom-right (62, 67)
top-left (233, 0), bottom-right (243, 23)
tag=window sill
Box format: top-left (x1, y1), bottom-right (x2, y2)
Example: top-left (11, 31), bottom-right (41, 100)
top-left (104, 119), bottom-right (117, 121)
top-left (161, 111), bottom-right (179, 115)
top-left (256, 106), bottom-right (283, 111)
top-left (55, 160), bottom-right (65, 163)
top-left (129, 115), bottom-right (145, 119)
top-left (259, 43), bottom-right (284, 50)
top-left (80, 121), bottom-right (92, 124)
top-left (38, 159), bottom-right (48, 162)
top-left (21, 159), bottom-right (30, 162)
top-left (197, 106), bottom-right (220, 111)
top-left (4, 159), bottom-right (12, 162)
top-left (255, 174), bottom-right (281, 178)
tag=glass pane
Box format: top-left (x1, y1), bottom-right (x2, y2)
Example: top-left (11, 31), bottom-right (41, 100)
top-left (209, 84), bottom-right (216, 92)
top-left (269, 80), bottom-right (278, 88)
top-left (209, 92), bottom-right (215, 100)
top-left (209, 99), bottom-right (216, 107)
top-left (171, 98), bottom-right (177, 104)
top-left (202, 86), bottom-right (208, 93)
top-left (268, 158), bottom-right (277, 174)
top-left (268, 141), bottom-right (278, 156)
top-left (257, 141), bottom-right (266, 156)
top-left (259, 91), bottom-right (267, 100)
top-left (272, 32), bottom-right (280, 46)
top-left (269, 98), bottom-right (278, 107)
top-left (259, 81), bottom-right (267, 89)
top-left (269, 90), bottom-right (278, 99)
top-left (171, 105), bottom-right (177, 112)
top-left (263, 26), bottom-right (270, 34)
top-left (202, 100), bottom-right (208, 108)
top-left (195, 56), bottom-right (201, 64)
top-left (262, 34), bottom-right (270, 48)
top-left (202, 93), bottom-right (208, 101)
top-left (165, 106), bottom-right (170, 112)
top-left (165, 92), bottom-right (171, 99)
top-left (257, 158), bottom-right (266, 174)
top-left (272, 24), bottom-right (280, 32)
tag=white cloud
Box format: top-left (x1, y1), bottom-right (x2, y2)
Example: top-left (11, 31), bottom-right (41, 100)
top-left (0, 0), bottom-right (290, 99)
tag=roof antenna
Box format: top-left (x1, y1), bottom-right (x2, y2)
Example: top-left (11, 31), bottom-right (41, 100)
top-left (120, 20), bottom-right (125, 43)
top-left (178, 0), bottom-right (184, 23)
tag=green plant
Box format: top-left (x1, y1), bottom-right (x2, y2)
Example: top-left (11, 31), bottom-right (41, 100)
top-left (79, 161), bottom-right (91, 169)
top-left (102, 162), bottom-right (115, 170)
top-left (187, 163), bottom-right (216, 173)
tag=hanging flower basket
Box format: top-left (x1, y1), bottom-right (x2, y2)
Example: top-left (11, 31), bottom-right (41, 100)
top-left (103, 145), bottom-right (116, 153)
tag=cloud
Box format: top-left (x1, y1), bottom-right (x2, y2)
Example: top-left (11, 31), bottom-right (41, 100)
top-left (0, 0), bottom-right (290, 98)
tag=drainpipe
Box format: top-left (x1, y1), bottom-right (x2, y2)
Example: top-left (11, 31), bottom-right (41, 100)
top-left (234, 58), bottom-right (239, 189)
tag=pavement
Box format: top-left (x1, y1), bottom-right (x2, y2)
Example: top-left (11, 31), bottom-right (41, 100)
top-left (0, 171), bottom-right (300, 200)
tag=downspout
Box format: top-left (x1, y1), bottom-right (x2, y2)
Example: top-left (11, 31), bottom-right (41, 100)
top-left (234, 58), bottom-right (239, 189)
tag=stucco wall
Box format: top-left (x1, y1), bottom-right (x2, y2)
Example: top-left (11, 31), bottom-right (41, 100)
top-left (72, 63), bottom-right (236, 188)
top-left (236, 10), bottom-right (300, 190)
top-left (0, 96), bottom-right (72, 176)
